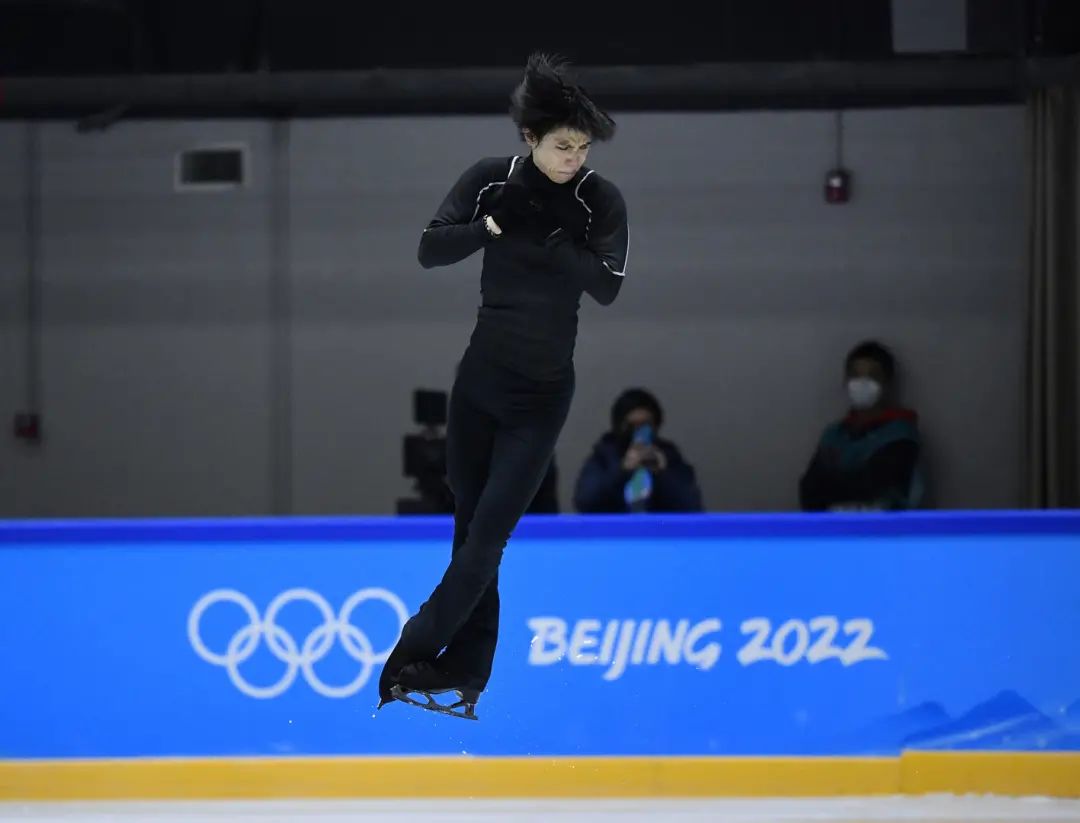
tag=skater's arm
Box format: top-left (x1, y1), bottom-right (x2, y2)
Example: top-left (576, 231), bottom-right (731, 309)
top-left (547, 178), bottom-right (629, 306)
top-left (418, 160), bottom-right (499, 268)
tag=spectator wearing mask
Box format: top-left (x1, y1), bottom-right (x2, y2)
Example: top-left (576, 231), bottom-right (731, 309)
top-left (799, 341), bottom-right (923, 512)
top-left (574, 388), bottom-right (704, 513)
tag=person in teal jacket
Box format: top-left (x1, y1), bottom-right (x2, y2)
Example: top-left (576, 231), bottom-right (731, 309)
top-left (800, 341), bottom-right (923, 512)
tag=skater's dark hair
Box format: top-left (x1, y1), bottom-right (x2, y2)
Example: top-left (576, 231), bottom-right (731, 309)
top-left (845, 340), bottom-right (895, 382)
top-left (611, 388), bottom-right (664, 432)
top-left (509, 52), bottom-right (616, 143)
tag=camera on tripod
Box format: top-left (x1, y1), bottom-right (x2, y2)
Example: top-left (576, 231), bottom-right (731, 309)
top-left (396, 389), bottom-right (454, 515)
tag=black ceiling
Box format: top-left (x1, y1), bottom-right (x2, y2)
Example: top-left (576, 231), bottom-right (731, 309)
top-left (1, 0), bottom-right (1076, 77)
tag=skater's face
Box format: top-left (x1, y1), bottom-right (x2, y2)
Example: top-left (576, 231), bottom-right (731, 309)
top-left (525, 127), bottom-right (591, 183)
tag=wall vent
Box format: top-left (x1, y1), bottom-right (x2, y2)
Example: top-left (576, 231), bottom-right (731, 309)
top-left (175, 145), bottom-right (248, 191)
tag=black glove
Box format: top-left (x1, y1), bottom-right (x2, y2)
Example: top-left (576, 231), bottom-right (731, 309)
top-left (489, 181), bottom-right (555, 240)
top-left (543, 227), bottom-right (573, 249)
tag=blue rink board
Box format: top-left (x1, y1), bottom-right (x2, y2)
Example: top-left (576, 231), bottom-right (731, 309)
top-left (1, 512), bottom-right (1078, 759)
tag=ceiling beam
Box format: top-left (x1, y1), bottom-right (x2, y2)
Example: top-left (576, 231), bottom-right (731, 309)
top-left (1, 56), bottom-right (1077, 119)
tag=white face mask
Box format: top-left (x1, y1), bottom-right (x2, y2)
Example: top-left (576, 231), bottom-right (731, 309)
top-left (847, 377), bottom-right (882, 410)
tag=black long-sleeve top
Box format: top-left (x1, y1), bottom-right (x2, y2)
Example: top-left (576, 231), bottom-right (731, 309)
top-left (418, 154), bottom-right (630, 380)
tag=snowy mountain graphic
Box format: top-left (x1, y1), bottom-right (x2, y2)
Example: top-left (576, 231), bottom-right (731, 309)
top-left (903, 690), bottom-right (1059, 750)
top-left (1065, 699), bottom-right (1080, 724)
top-left (831, 691), bottom-right (1080, 753)
top-left (823, 701), bottom-right (951, 754)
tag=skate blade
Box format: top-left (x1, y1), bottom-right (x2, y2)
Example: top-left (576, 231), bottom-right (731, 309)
top-left (390, 684), bottom-right (479, 721)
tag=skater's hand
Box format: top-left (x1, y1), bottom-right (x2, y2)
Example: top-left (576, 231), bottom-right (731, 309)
top-left (490, 181), bottom-right (544, 236)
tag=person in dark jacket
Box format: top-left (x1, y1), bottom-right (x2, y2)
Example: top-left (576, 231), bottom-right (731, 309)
top-left (799, 340), bottom-right (923, 512)
top-left (574, 388), bottom-right (704, 513)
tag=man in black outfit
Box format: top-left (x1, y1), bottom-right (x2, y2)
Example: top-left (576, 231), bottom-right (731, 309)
top-left (377, 53), bottom-right (630, 718)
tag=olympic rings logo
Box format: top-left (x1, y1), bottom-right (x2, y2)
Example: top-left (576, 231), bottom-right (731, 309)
top-left (188, 588), bottom-right (408, 699)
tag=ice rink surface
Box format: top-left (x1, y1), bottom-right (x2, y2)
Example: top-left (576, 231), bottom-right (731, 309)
top-left (1, 796), bottom-right (1079, 823)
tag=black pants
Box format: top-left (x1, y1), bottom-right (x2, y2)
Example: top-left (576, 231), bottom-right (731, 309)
top-left (379, 346), bottom-right (574, 698)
